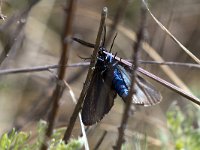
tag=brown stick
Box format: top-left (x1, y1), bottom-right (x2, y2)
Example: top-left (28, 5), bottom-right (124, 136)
top-left (63, 7), bottom-right (107, 143)
top-left (40, 0), bottom-right (76, 149)
top-left (94, 131), bottom-right (107, 150)
top-left (1, 60), bottom-right (200, 76)
top-left (114, 3), bottom-right (147, 149)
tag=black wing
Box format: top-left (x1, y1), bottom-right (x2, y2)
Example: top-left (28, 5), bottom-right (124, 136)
top-left (117, 65), bottom-right (162, 106)
top-left (81, 65), bottom-right (117, 126)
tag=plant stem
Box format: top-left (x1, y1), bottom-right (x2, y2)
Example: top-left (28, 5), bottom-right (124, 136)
top-left (114, 2), bottom-right (147, 149)
top-left (40, 0), bottom-right (76, 149)
top-left (63, 7), bottom-right (107, 143)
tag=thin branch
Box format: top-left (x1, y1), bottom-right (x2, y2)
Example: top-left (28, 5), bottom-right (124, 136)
top-left (139, 60), bottom-right (200, 69)
top-left (40, 0), bottom-right (76, 149)
top-left (0, 63), bottom-right (89, 75)
top-left (94, 131), bottom-right (107, 150)
top-left (114, 2), bottom-right (147, 149)
top-left (1, 60), bottom-right (200, 76)
top-left (142, 0), bottom-right (200, 64)
top-left (104, 51), bottom-right (200, 106)
top-left (63, 7), bottom-right (107, 143)
top-left (63, 81), bottom-right (89, 150)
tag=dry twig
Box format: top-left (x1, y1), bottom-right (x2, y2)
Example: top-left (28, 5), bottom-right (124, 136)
top-left (63, 7), bottom-right (107, 143)
top-left (94, 131), bottom-right (107, 150)
top-left (40, 0), bottom-right (76, 149)
top-left (114, 2), bottom-right (147, 149)
top-left (0, 61), bottom-right (200, 76)
top-left (63, 81), bottom-right (89, 150)
top-left (139, 60), bottom-right (200, 69)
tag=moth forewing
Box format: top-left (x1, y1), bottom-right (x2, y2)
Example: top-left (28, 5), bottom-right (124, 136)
top-left (81, 60), bottom-right (117, 126)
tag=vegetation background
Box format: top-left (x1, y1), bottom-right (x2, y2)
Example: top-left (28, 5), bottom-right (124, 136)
top-left (0, 0), bottom-right (200, 149)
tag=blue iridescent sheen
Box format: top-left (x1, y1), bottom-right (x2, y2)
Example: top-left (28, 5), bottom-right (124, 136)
top-left (102, 52), bottom-right (129, 99)
top-left (112, 66), bottom-right (129, 98)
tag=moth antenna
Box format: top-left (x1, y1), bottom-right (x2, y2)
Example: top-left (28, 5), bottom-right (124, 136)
top-left (109, 32), bottom-right (118, 52)
top-left (73, 37), bottom-right (95, 48)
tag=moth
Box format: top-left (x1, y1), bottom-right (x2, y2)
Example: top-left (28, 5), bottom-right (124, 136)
top-left (73, 37), bottom-right (162, 126)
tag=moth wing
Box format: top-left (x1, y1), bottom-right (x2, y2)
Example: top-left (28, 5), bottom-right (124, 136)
top-left (117, 65), bottom-right (162, 106)
top-left (81, 68), bottom-right (117, 126)
top-left (134, 75), bottom-right (162, 106)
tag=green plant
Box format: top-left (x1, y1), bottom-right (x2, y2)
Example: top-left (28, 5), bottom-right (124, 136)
top-left (0, 120), bottom-right (83, 150)
top-left (167, 104), bottom-right (200, 150)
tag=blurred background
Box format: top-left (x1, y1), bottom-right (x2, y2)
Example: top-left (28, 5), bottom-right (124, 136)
top-left (0, 0), bottom-right (200, 149)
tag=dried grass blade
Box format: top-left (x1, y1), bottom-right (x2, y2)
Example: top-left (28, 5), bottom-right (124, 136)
top-left (142, 0), bottom-right (200, 64)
